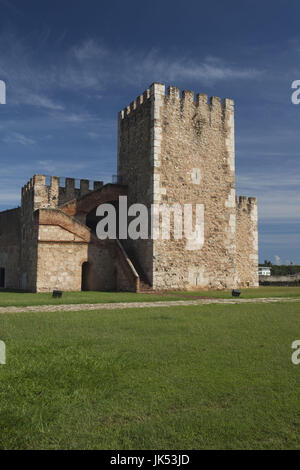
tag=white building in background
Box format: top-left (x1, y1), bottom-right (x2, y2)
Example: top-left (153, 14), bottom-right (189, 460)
top-left (258, 267), bottom-right (271, 276)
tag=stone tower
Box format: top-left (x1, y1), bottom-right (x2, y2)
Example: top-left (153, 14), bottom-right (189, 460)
top-left (118, 82), bottom-right (258, 289)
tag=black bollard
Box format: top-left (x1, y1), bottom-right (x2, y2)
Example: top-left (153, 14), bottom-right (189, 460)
top-left (232, 289), bottom-right (241, 297)
top-left (52, 290), bottom-right (63, 298)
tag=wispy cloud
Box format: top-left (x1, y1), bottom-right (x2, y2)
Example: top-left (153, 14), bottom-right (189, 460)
top-left (87, 131), bottom-right (101, 139)
top-left (68, 41), bottom-right (262, 88)
top-left (237, 172), bottom-right (300, 191)
top-left (2, 132), bottom-right (36, 145)
top-left (50, 111), bottom-right (101, 123)
top-left (274, 255), bottom-right (281, 264)
top-left (0, 31), bottom-right (263, 112)
top-left (36, 159), bottom-right (89, 174)
top-left (127, 53), bottom-right (261, 84)
top-left (71, 39), bottom-right (108, 61)
top-left (237, 170), bottom-right (300, 220)
top-left (21, 93), bottom-right (64, 110)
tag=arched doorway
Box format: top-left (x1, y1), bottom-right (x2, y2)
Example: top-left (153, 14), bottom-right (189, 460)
top-left (81, 262), bottom-right (90, 291)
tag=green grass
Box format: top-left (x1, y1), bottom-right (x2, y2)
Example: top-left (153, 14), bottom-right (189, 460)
top-left (1, 301), bottom-right (300, 449)
top-left (0, 290), bottom-right (184, 307)
top-left (176, 286), bottom-right (300, 299)
top-left (0, 286), bottom-right (300, 307)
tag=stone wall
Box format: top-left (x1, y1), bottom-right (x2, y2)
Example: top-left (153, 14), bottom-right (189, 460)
top-left (86, 240), bottom-right (116, 291)
top-left (118, 88), bottom-right (154, 284)
top-left (0, 208), bottom-right (21, 289)
top-left (35, 209), bottom-right (116, 292)
top-left (60, 183), bottom-right (127, 225)
top-left (259, 273), bottom-right (300, 286)
top-left (20, 176), bottom-right (40, 291)
top-left (118, 82), bottom-right (257, 290)
top-left (115, 240), bottom-right (140, 292)
top-left (151, 83), bottom-right (237, 289)
top-left (19, 175), bottom-right (113, 292)
top-left (21, 174), bottom-right (104, 210)
top-left (236, 197), bottom-right (259, 287)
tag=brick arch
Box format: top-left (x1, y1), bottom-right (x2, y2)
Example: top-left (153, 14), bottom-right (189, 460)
top-left (59, 184), bottom-right (127, 219)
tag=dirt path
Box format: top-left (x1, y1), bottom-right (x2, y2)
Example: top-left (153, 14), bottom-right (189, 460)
top-left (0, 297), bottom-right (300, 314)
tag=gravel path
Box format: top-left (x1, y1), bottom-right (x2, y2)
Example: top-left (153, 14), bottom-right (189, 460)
top-left (0, 297), bottom-right (300, 314)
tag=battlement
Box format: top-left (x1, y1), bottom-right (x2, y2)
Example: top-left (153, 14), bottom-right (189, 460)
top-left (118, 82), bottom-right (234, 120)
top-left (236, 196), bottom-right (257, 211)
top-left (119, 88), bottom-right (151, 119)
top-left (21, 174), bottom-right (104, 210)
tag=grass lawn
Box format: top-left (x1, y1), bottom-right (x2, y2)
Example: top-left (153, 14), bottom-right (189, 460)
top-left (0, 290), bottom-right (185, 307)
top-left (0, 286), bottom-right (300, 307)
top-left (1, 301), bottom-right (300, 449)
top-left (177, 286), bottom-right (300, 299)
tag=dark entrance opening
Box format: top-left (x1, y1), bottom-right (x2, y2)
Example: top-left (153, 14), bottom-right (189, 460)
top-left (81, 262), bottom-right (89, 291)
top-left (0, 268), bottom-right (5, 288)
top-left (86, 200), bottom-right (119, 234)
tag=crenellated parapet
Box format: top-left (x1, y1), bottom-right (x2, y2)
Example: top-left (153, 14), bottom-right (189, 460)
top-left (21, 174), bottom-right (104, 211)
top-left (119, 88), bottom-right (151, 120)
top-left (118, 82), bottom-right (234, 128)
top-left (236, 196), bottom-right (258, 214)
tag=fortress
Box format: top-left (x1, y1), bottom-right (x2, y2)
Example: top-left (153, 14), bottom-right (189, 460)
top-left (0, 82), bottom-right (258, 292)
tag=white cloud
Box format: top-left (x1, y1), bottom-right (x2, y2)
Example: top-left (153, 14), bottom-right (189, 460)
top-left (2, 132), bottom-right (36, 145)
top-left (259, 196), bottom-right (300, 220)
top-left (87, 132), bottom-right (101, 139)
top-left (274, 255), bottom-right (281, 264)
top-left (129, 53), bottom-right (261, 84)
top-left (236, 170), bottom-right (300, 221)
top-left (21, 93), bottom-right (64, 110)
top-left (72, 39), bottom-right (108, 61)
top-left (36, 159), bottom-right (89, 174)
top-left (51, 111), bottom-right (101, 123)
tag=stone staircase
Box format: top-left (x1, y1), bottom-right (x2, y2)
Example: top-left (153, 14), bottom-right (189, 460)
top-left (118, 241), bottom-right (152, 292)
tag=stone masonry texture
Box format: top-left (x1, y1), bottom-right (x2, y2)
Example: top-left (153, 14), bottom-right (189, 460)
top-left (118, 83), bottom-right (258, 290)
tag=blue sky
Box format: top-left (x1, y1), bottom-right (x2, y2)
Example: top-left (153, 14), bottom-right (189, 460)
top-left (0, 0), bottom-right (299, 264)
